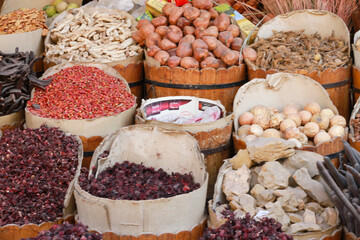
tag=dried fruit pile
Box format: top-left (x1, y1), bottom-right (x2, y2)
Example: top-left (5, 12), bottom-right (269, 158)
top-left (0, 8), bottom-right (47, 35)
top-left (0, 126), bottom-right (79, 226)
top-left (351, 109), bottom-right (360, 141)
top-left (237, 102), bottom-right (346, 147)
top-left (201, 212), bottom-right (293, 239)
top-left (27, 65), bottom-right (135, 120)
top-left (317, 141), bottom-right (360, 237)
top-left (0, 49), bottom-right (51, 116)
top-left (132, 0), bottom-right (243, 69)
top-left (245, 31), bottom-right (349, 72)
top-left (24, 222), bottom-right (103, 240)
top-left (79, 161), bottom-right (200, 200)
top-left (46, 8), bottom-right (142, 63)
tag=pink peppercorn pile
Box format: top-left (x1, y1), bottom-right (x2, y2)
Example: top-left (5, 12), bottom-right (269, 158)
top-left (27, 65), bottom-right (136, 120)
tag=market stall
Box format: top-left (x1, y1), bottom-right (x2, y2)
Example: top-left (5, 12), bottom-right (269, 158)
top-left (1, 0), bottom-right (360, 239)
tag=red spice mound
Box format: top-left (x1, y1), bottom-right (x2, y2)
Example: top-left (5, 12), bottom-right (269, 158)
top-left (23, 222), bottom-right (103, 240)
top-left (27, 65), bottom-right (135, 120)
top-left (79, 161), bottom-right (200, 200)
top-left (0, 126), bottom-right (79, 227)
top-left (201, 212), bottom-right (293, 240)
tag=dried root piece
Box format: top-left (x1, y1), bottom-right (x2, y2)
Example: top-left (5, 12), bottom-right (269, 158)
top-left (46, 9), bottom-right (142, 63)
top-left (250, 31), bottom-right (349, 72)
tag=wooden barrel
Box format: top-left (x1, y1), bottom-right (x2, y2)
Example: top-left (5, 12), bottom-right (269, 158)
top-left (100, 219), bottom-right (206, 240)
top-left (0, 215), bottom-right (75, 240)
top-left (247, 66), bottom-right (352, 121)
top-left (144, 64), bottom-right (246, 112)
top-left (353, 66), bottom-right (360, 104)
top-left (0, 110), bottom-right (24, 131)
top-left (112, 60), bottom-right (144, 107)
top-left (135, 96), bottom-right (233, 198)
top-left (344, 227), bottom-right (360, 240)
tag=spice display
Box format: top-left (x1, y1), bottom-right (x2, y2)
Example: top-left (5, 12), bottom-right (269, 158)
top-left (0, 126), bottom-right (79, 226)
top-left (237, 103), bottom-right (346, 147)
top-left (245, 31), bottom-right (350, 72)
top-left (215, 150), bottom-right (340, 235)
top-left (79, 161), bottom-right (200, 200)
top-left (132, 0), bottom-right (243, 69)
top-left (0, 49), bottom-right (52, 116)
top-left (27, 65), bottom-right (135, 120)
top-left (24, 222), bottom-right (103, 240)
top-left (201, 212), bottom-right (293, 239)
top-left (0, 8), bottom-right (47, 35)
top-left (45, 8), bottom-right (142, 63)
top-left (317, 141), bottom-right (360, 237)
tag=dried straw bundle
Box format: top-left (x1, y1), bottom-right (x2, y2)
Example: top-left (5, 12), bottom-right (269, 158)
top-left (261, 0), bottom-right (357, 28)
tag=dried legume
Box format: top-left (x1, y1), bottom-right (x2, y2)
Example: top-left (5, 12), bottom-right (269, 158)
top-left (27, 65), bottom-right (135, 120)
top-left (0, 48), bottom-right (51, 116)
top-left (0, 126), bottom-right (79, 226)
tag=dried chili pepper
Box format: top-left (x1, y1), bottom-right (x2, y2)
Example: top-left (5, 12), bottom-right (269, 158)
top-left (27, 65), bottom-right (136, 120)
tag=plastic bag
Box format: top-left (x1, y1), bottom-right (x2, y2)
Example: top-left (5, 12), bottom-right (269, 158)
top-left (149, 106), bottom-right (221, 124)
top-left (85, 0), bottom-right (134, 12)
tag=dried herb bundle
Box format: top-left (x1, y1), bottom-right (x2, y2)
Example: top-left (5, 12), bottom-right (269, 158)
top-left (261, 0), bottom-right (357, 29)
top-left (0, 48), bottom-right (51, 116)
top-left (248, 31), bottom-right (349, 72)
top-left (317, 141), bottom-right (360, 237)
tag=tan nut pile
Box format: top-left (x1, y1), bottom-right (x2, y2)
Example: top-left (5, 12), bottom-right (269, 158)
top-left (237, 102), bottom-right (346, 147)
top-left (245, 31), bottom-right (349, 72)
top-left (0, 9), bottom-right (47, 35)
top-left (220, 151), bottom-right (340, 235)
top-left (46, 8), bottom-right (143, 63)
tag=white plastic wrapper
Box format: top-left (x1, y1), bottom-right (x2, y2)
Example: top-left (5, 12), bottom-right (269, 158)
top-left (129, 5), bottom-right (146, 19)
top-left (85, 0), bottom-right (134, 12)
top-left (148, 106), bottom-right (221, 124)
